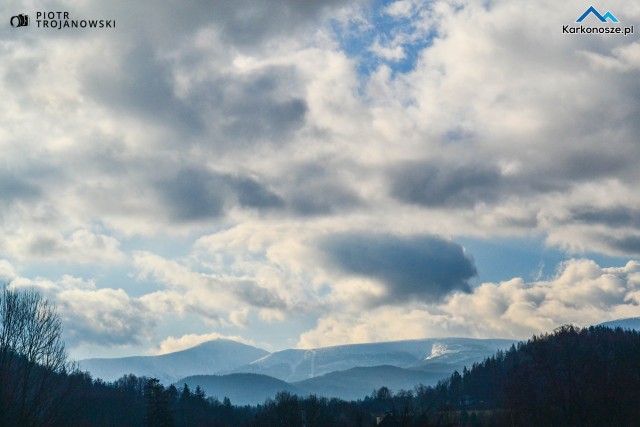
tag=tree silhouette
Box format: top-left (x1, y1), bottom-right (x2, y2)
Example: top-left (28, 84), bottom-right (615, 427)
top-left (0, 286), bottom-right (71, 425)
top-left (144, 378), bottom-right (174, 426)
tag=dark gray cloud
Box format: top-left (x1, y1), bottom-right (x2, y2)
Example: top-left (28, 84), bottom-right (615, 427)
top-left (283, 163), bottom-right (363, 216)
top-left (82, 43), bottom-right (202, 134)
top-left (155, 161), bottom-right (365, 223)
top-left (607, 236), bottom-right (640, 255)
top-left (83, 44), bottom-right (307, 149)
top-left (3, 55), bottom-right (40, 97)
top-left (320, 233), bottom-right (477, 304)
top-left (389, 155), bottom-right (628, 210)
top-left (193, 67), bottom-right (308, 147)
top-left (231, 176), bottom-right (285, 210)
top-left (204, 0), bottom-right (350, 47)
top-left (541, 147), bottom-right (637, 183)
top-left (156, 168), bottom-right (283, 222)
top-left (86, 0), bottom-right (356, 48)
top-left (75, 0), bottom-right (327, 154)
top-left (567, 151), bottom-right (627, 181)
top-left (26, 236), bottom-right (60, 258)
top-left (564, 207), bottom-right (640, 255)
top-left (572, 206), bottom-right (640, 228)
top-left (158, 169), bottom-right (226, 221)
top-left (390, 161), bottom-right (503, 208)
top-left (0, 174), bottom-right (40, 203)
top-left (290, 184), bottom-right (362, 216)
top-left (223, 96), bottom-right (307, 143)
top-left (233, 282), bottom-right (288, 311)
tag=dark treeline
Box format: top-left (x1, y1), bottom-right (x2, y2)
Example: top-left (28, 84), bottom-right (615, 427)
top-left (5, 285), bottom-right (640, 426)
top-left (433, 324), bottom-right (640, 426)
top-left (62, 373), bottom-right (254, 426)
top-left (401, 324), bottom-right (640, 426)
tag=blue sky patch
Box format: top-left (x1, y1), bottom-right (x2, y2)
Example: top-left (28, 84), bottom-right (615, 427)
top-left (331, 0), bottom-right (437, 80)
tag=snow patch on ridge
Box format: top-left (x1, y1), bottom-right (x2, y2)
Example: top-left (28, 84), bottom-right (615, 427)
top-left (425, 342), bottom-right (460, 360)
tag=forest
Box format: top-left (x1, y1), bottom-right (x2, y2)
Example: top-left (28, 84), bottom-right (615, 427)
top-left (2, 287), bottom-right (640, 426)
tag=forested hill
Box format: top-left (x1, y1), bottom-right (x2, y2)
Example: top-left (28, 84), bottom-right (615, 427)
top-left (428, 325), bottom-right (640, 426)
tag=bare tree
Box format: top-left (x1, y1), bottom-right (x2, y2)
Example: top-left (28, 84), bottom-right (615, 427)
top-left (0, 286), bottom-right (70, 426)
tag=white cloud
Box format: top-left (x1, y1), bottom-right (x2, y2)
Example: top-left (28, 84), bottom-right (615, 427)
top-left (4, 229), bottom-right (125, 264)
top-left (7, 269), bottom-right (154, 348)
top-left (384, 0), bottom-right (418, 18)
top-left (581, 42), bottom-right (640, 71)
top-left (0, 260), bottom-right (17, 282)
top-left (298, 260), bottom-right (640, 348)
top-left (58, 287), bottom-right (155, 346)
top-left (153, 331), bottom-right (256, 355)
top-left (369, 38), bottom-right (406, 61)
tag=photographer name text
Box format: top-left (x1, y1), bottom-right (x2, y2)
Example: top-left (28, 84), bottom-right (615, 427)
top-left (35, 11), bottom-right (115, 29)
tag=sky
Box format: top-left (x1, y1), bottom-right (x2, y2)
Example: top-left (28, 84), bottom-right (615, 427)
top-left (1, 0), bottom-right (640, 360)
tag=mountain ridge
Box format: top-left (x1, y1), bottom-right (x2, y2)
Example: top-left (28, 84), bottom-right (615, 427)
top-left (599, 317), bottom-right (640, 330)
top-left (176, 373), bottom-right (303, 406)
top-left (228, 337), bottom-right (517, 382)
top-left (80, 336), bottom-right (520, 383)
top-left (80, 339), bottom-right (269, 384)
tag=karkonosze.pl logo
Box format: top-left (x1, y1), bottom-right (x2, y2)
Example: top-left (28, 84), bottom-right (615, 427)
top-left (9, 11), bottom-right (115, 29)
top-left (563, 5), bottom-right (633, 36)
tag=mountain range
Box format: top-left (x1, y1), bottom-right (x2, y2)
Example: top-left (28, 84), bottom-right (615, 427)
top-left (80, 337), bottom-right (515, 403)
top-left (227, 338), bottom-right (515, 383)
top-left (79, 318), bottom-right (640, 404)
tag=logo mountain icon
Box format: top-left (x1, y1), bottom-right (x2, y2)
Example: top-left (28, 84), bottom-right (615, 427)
top-left (576, 6), bottom-right (619, 23)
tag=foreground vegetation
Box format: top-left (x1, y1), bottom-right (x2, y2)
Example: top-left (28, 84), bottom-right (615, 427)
top-left (3, 287), bottom-right (640, 426)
